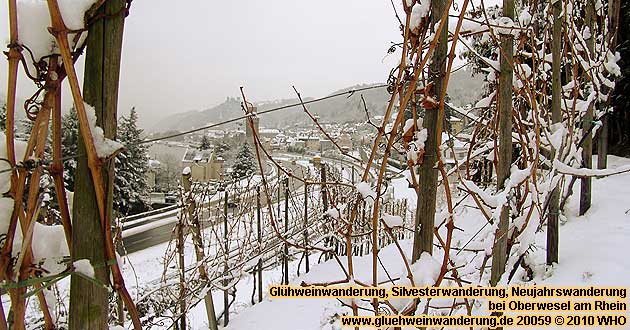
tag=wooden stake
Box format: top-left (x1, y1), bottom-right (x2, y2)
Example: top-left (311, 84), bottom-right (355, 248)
top-left (183, 172), bottom-right (218, 330)
top-left (490, 0), bottom-right (515, 287)
top-left (546, 0), bottom-right (562, 266)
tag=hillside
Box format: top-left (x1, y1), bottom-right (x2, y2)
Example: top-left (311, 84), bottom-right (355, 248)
top-left (149, 70), bottom-right (483, 132)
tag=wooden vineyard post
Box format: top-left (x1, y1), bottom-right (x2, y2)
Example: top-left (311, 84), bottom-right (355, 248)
top-left (580, 0), bottom-right (595, 216)
top-left (283, 178), bottom-right (289, 285)
top-left (547, 0), bottom-right (562, 266)
top-left (183, 171), bottom-right (218, 330)
top-left (257, 186), bottom-right (263, 303)
top-left (176, 207), bottom-right (186, 330)
top-left (223, 189), bottom-right (229, 326)
top-left (490, 0), bottom-right (515, 287)
top-left (304, 182), bottom-right (310, 273)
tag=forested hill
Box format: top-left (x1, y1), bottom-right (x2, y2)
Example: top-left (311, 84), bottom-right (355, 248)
top-left (149, 69), bottom-right (483, 132)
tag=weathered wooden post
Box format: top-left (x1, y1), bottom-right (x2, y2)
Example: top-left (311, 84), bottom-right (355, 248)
top-left (490, 0), bottom-right (515, 287)
top-left (223, 188), bottom-right (229, 326)
top-left (277, 164), bottom-right (281, 223)
top-left (321, 164), bottom-right (328, 211)
top-left (412, 0), bottom-right (448, 262)
top-left (257, 186), bottom-right (263, 302)
top-left (176, 204), bottom-right (186, 330)
top-left (183, 169), bottom-right (218, 330)
top-left (304, 182), bottom-right (310, 273)
top-left (580, 0), bottom-right (595, 216)
top-left (283, 178), bottom-right (290, 285)
top-left (69, 0), bottom-right (126, 328)
top-left (321, 164), bottom-right (331, 261)
top-left (547, 0), bottom-right (562, 266)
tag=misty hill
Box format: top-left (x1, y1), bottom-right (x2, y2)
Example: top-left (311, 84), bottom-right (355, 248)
top-left (149, 70), bottom-right (483, 132)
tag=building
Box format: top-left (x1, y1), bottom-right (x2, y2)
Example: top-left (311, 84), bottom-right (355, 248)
top-left (338, 133), bottom-right (352, 151)
top-left (259, 128), bottom-right (280, 140)
top-left (146, 159), bottom-right (161, 191)
top-left (449, 116), bottom-right (464, 133)
top-left (320, 138), bottom-right (334, 152)
top-left (181, 148), bottom-right (224, 182)
top-left (297, 135), bottom-right (320, 153)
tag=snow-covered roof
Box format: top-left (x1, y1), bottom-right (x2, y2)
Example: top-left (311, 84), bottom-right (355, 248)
top-left (148, 159), bottom-right (161, 168)
top-left (259, 128), bottom-right (281, 134)
top-left (182, 148), bottom-right (221, 163)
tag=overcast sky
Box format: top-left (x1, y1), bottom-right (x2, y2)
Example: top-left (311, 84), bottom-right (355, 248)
top-left (1, 0), bottom-right (408, 127)
top-left (1, 0), bottom-right (496, 128)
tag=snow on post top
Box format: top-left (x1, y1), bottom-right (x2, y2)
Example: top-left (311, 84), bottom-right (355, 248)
top-left (382, 213), bottom-right (404, 228)
top-left (355, 181), bottom-right (376, 200)
top-left (182, 166), bottom-right (191, 175)
top-left (17, 0), bottom-right (98, 71)
top-left (409, 0), bottom-right (430, 31)
top-left (403, 117), bottom-right (423, 133)
top-left (73, 259), bottom-right (95, 278)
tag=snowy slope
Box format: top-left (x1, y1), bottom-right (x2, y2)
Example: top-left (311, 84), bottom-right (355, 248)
top-left (220, 155), bottom-right (630, 330)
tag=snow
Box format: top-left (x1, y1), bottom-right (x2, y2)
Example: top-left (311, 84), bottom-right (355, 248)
top-left (355, 181), bottom-right (376, 200)
top-left (604, 50), bottom-right (622, 77)
top-left (536, 162), bottom-right (630, 289)
top-left (84, 102), bottom-right (124, 158)
top-left (518, 10), bottom-right (532, 26)
top-left (554, 159), bottom-right (630, 178)
top-left (382, 213), bottom-right (404, 228)
top-left (182, 166), bottom-right (191, 175)
top-left (32, 223), bottom-right (69, 261)
top-left (407, 128), bottom-right (427, 163)
top-left (582, 26), bottom-right (592, 40)
top-left (549, 123), bottom-right (566, 150)
top-left (410, 252), bottom-right (441, 286)
top-left (0, 133), bottom-right (27, 194)
top-left (452, 19), bottom-right (485, 34)
top-left (73, 259), bottom-right (95, 278)
top-left (461, 179), bottom-right (499, 208)
top-left (16, 0), bottom-right (98, 71)
top-left (508, 164), bottom-right (531, 186)
top-left (403, 117), bottom-right (423, 133)
top-left (10, 154), bottom-right (622, 330)
top-left (325, 208), bottom-right (341, 219)
top-left (409, 0), bottom-right (430, 31)
top-left (494, 17), bottom-right (517, 35)
top-left (0, 132), bottom-right (28, 234)
top-left (0, 198), bottom-right (14, 236)
top-left (122, 215), bottom-right (178, 238)
top-left (474, 91), bottom-right (495, 108)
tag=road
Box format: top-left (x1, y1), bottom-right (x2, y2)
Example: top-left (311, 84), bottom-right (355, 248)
top-left (121, 159), bottom-right (309, 254)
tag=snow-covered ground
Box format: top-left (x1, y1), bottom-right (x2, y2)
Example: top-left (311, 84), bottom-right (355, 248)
top-left (7, 156), bottom-right (630, 329)
top-left (216, 155), bottom-right (630, 330)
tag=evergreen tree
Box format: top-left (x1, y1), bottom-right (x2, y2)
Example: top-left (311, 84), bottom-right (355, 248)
top-left (199, 135), bottom-right (212, 150)
top-left (62, 108), bottom-right (79, 191)
top-left (215, 141), bottom-right (230, 158)
top-left (114, 107), bottom-right (149, 215)
top-left (16, 116), bottom-right (34, 141)
top-left (0, 104), bottom-right (6, 131)
top-left (610, 0), bottom-right (630, 153)
top-left (231, 143), bottom-right (256, 180)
